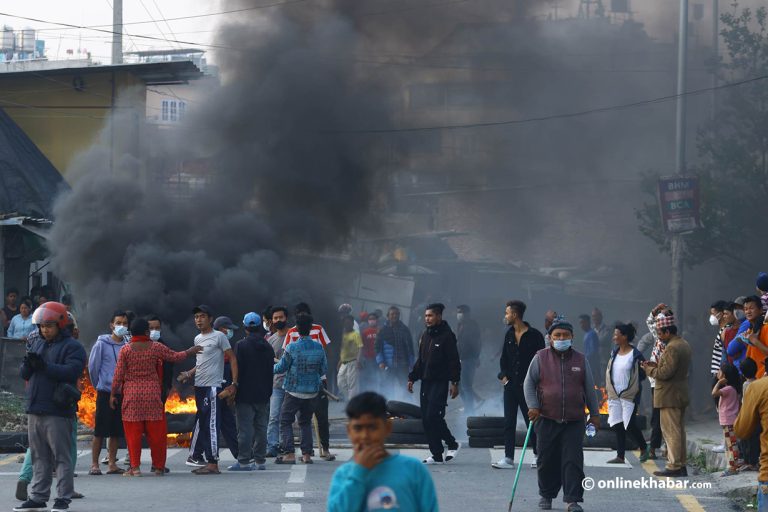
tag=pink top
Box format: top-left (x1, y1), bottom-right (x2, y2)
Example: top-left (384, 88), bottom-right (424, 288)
top-left (718, 385), bottom-right (740, 425)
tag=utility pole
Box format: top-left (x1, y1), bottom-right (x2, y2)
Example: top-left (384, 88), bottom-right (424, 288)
top-left (111, 0), bottom-right (123, 65)
top-left (711, 0), bottom-right (719, 124)
top-left (671, 0), bottom-right (688, 324)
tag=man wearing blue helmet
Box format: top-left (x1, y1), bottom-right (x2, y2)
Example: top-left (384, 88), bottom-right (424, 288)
top-left (228, 312), bottom-right (275, 471)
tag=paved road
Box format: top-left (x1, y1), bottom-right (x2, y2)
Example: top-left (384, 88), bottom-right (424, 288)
top-left (0, 442), bottom-right (736, 512)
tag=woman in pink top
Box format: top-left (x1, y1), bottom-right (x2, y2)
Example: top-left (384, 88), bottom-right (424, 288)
top-left (712, 362), bottom-right (743, 476)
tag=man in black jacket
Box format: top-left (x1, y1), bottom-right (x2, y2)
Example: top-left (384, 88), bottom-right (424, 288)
top-left (408, 303), bottom-right (461, 465)
top-left (493, 300), bottom-right (545, 470)
top-left (16, 302), bottom-right (86, 512)
top-left (228, 312), bottom-right (275, 471)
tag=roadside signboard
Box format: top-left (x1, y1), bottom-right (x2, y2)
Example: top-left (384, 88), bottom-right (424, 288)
top-left (657, 176), bottom-right (700, 233)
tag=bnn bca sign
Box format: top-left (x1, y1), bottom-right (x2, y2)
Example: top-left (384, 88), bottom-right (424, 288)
top-left (657, 176), bottom-right (700, 234)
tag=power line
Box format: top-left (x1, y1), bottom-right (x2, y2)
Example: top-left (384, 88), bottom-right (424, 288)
top-left (331, 74), bottom-right (768, 134)
top-left (27, 1), bottom-right (310, 32)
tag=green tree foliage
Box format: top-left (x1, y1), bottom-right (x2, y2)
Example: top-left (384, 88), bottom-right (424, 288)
top-left (636, 3), bottom-right (768, 269)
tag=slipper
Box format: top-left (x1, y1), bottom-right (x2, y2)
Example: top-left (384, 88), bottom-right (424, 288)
top-left (302, 457), bottom-right (313, 464)
top-left (88, 468), bottom-right (102, 476)
top-left (106, 468), bottom-right (126, 475)
top-left (192, 466), bottom-right (221, 475)
top-left (275, 456), bottom-right (296, 465)
top-left (122, 469), bottom-right (142, 477)
top-left (72, 492), bottom-right (84, 499)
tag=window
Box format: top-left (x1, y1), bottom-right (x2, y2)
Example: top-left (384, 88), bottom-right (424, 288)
top-left (160, 99), bottom-right (187, 123)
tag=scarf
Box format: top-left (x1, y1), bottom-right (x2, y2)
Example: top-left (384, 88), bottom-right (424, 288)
top-left (130, 334), bottom-right (150, 343)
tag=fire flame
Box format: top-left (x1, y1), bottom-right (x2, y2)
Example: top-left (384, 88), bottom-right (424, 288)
top-left (77, 373), bottom-right (197, 434)
top-left (584, 386), bottom-right (609, 415)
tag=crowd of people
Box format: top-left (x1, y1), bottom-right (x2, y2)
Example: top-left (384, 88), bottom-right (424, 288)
top-left (12, 271), bottom-right (768, 512)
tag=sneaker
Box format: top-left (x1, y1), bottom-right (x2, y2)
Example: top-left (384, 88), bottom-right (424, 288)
top-left (538, 497), bottom-right (552, 510)
top-left (256, 463), bottom-right (266, 470)
top-left (491, 457), bottom-right (515, 469)
top-left (566, 503), bottom-right (583, 512)
top-left (445, 442), bottom-right (461, 462)
top-left (185, 456), bottom-right (206, 467)
top-left (711, 444), bottom-right (725, 453)
top-left (51, 499), bottom-right (69, 512)
top-left (530, 461), bottom-right (537, 468)
top-left (13, 500), bottom-right (47, 512)
top-left (265, 449), bottom-right (278, 458)
top-left (15, 480), bottom-right (28, 501)
top-left (227, 462), bottom-right (255, 471)
top-left (100, 455), bottom-right (109, 464)
top-left (721, 469), bottom-right (738, 477)
top-left (422, 456), bottom-right (444, 465)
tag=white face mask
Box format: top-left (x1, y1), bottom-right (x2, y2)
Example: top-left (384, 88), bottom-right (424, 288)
top-left (456, 313), bottom-right (464, 322)
top-left (735, 309), bottom-right (746, 320)
top-left (149, 330), bottom-right (161, 341)
top-left (113, 325), bottom-right (129, 337)
top-left (709, 314), bottom-right (719, 326)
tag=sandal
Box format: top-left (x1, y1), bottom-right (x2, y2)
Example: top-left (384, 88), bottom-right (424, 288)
top-left (106, 468), bottom-right (126, 475)
top-left (88, 467), bottom-right (102, 476)
top-left (122, 468), bottom-right (142, 477)
top-left (302, 456), bottom-right (313, 464)
top-left (275, 456), bottom-right (296, 465)
top-left (607, 457), bottom-right (625, 464)
top-left (192, 466), bottom-right (221, 475)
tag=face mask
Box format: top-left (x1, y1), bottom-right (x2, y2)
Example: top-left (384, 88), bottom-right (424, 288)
top-left (273, 320), bottom-right (287, 330)
top-left (113, 325), bottom-right (128, 337)
top-left (368, 320), bottom-right (377, 327)
top-left (709, 314), bottom-right (719, 326)
top-left (226, 329), bottom-right (234, 340)
top-left (553, 339), bottom-right (572, 352)
top-left (736, 310), bottom-right (746, 320)
top-left (149, 330), bottom-right (161, 341)
top-left (456, 313), bottom-right (464, 322)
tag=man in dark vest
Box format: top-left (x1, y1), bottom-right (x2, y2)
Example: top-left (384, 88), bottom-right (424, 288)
top-left (524, 318), bottom-right (600, 512)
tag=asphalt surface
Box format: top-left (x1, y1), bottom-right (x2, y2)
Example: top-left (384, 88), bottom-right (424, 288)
top-left (0, 440), bottom-right (737, 512)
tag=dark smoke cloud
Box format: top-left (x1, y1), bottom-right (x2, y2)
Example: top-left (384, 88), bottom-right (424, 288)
top-left (47, 1), bottom-right (392, 345)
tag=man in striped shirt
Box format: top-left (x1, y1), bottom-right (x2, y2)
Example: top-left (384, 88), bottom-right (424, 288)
top-left (709, 301), bottom-right (729, 400)
top-left (283, 302), bottom-right (336, 461)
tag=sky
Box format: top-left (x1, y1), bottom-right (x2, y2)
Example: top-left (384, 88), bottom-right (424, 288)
top-left (0, 0), bottom-right (222, 64)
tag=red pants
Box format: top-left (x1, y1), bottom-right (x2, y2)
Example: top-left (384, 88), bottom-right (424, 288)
top-left (123, 419), bottom-right (167, 469)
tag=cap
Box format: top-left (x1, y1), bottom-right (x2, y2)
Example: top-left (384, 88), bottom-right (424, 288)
top-left (338, 303), bottom-right (352, 314)
top-left (213, 316), bottom-right (238, 330)
top-left (192, 305), bottom-right (213, 316)
top-left (734, 296), bottom-right (747, 306)
top-left (547, 319), bottom-right (573, 335)
top-left (757, 272), bottom-right (768, 293)
top-left (242, 312), bottom-right (262, 327)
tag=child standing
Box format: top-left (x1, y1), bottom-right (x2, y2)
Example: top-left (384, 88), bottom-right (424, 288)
top-left (739, 358), bottom-right (760, 472)
top-left (713, 362), bottom-right (743, 476)
top-left (328, 392), bottom-right (438, 512)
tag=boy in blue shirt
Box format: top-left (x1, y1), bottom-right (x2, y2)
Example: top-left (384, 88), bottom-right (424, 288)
top-left (328, 392), bottom-right (438, 512)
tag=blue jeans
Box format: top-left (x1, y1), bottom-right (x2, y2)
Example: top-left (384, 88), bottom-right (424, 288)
top-left (759, 481), bottom-right (768, 512)
top-left (267, 388), bottom-right (285, 453)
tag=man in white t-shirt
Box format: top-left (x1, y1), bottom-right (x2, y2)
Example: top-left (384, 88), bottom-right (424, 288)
top-left (190, 305), bottom-right (238, 475)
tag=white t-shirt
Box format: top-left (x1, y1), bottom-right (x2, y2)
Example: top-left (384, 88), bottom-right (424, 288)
top-left (611, 351), bottom-right (634, 395)
top-left (194, 330), bottom-right (231, 387)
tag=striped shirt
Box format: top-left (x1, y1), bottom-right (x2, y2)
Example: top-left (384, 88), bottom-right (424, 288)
top-left (646, 312), bottom-right (667, 388)
top-left (711, 329), bottom-right (724, 376)
top-left (283, 324), bottom-right (332, 349)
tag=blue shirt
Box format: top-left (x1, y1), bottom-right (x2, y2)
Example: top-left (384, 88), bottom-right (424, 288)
top-left (584, 330), bottom-right (600, 359)
top-left (328, 454), bottom-right (438, 512)
top-left (7, 314), bottom-right (35, 339)
top-left (273, 335), bottom-right (327, 395)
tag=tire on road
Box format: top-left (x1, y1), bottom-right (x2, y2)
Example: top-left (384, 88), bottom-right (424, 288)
top-left (386, 432), bottom-right (427, 445)
top-left (390, 418), bottom-right (425, 435)
top-left (468, 436), bottom-right (505, 448)
top-left (387, 401), bottom-right (422, 419)
top-left (467, 428), bottom-right (505, 438)
top-left (466, 416), bottom-right (504, 429)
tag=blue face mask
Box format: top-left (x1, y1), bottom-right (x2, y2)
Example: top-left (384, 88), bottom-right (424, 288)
top-left (226, 329), bottom-right (234, 340)
top-left (553, 339), bottom-right (572, 352)
top-left (113, 325), bottom-right (128, 338)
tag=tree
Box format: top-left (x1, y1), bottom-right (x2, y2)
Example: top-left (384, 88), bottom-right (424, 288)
top-left (636, 3), bottom-right (768, 270)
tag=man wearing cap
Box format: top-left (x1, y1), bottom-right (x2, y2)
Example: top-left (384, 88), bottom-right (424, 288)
top-left (228, 312), bottom-right (274, 471)
top-left (524, 318), bottom-right (599, 512)
top-left (187, 306), bottom-right (238, 475)
top-left (641, 309), bottom-right (692, 477)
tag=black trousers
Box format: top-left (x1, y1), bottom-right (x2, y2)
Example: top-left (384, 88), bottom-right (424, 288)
top-left (503, 382), bottom-right (536, 460)
top-left (312, 383), bottom-right (330, 451)
top-left (613, 403), bottom-right (648, 459)
top-left (192, 386), bottom-right (239, 462)
top-left (535, 418), bottom-right (585, 503)
top-left (739, 423), bottom-right (761, 466)
top-left (650, 388), bottom-right (663, 450)
top-left (420, 380), bottom-right (458, 458)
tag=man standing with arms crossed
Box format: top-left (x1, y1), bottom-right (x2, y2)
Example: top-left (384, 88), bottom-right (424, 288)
top-left (408, 303), bottom-right (461, 465)
top-left (190, 305), bottom-right (238, 475)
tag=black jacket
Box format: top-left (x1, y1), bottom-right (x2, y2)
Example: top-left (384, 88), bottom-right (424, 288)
top-left (21, 329), bottom-right (86, 418)
top-left (235, 333), bottom-right (275, 404)
top-left (457, 318), bottom-right (482, 360)
top-left (499, 323), bottom-right (545, 386)
top-left (408, 321), bottom-right (461, 383)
